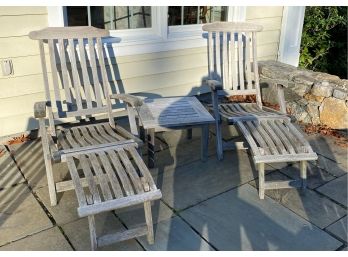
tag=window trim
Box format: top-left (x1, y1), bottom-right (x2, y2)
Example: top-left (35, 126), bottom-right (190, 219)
top-left (47, 6), bottom-right (246, 57)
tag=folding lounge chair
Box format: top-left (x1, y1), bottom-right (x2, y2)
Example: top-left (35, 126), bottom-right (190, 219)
top-left (29, 26), bottom-right (161, 250)
top-left (202, 22), bottom-right (318, 199)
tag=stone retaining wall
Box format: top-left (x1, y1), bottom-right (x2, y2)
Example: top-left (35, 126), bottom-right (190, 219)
top-left (259, 61), bottom-right (348, 130)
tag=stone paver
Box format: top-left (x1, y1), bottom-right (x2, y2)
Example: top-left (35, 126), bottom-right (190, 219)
top-left (35, 186), bottom-right (80, 225)
top-left (0, 227), bottom-right (72, 250)
top-left (62, 212), bottom-right (143, 251)
top-left (138, 216), bottom-right (213, 251)
top-left (306, 134), bottom-right (347, 174)
top-left (180, 184), bottom-right (342, 250)
top-left (8, 140), bottom-right (69, 190)
top-left (0, 148), bottom-right (24, 189)
top-left (326, 216), bottom-right (348, 243)
top-left (316, 174), bottom-right (347, 207)
top-left (311, 155), bottom-right (347, 177)
top-left (1, 125), bottom-right (346, 251)
top-left (149, 136), bottom-right (216, 177)
top-left (278, 162), bottom-right (336, 189)
top-left (0, 184), bottom-right (52, 246)
top-left (249, 172), bottom-right (347, 229)
top-left (156, 150), bottom-right (257, 211)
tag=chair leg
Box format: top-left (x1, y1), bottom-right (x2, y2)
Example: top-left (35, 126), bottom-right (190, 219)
top-left (300, 161), bottom-right (307, 190)
top-left (39, 119), bottom-right (57, 206)
top-left (215, 120), bottom-right (224, 161)
top-left (258, 163), bottom-right (265, 199)
top-left (88, 215), bottom-right (98, 251)
top-left (144, 201), bottom-right (154, 244)
top-left (44, 153), bottom-right (57, 206)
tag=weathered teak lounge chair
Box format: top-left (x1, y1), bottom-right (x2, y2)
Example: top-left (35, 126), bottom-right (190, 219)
top-left (29, 26), bottom-right (161, 250)
top-left (202, 22), bottom-right (318, 198)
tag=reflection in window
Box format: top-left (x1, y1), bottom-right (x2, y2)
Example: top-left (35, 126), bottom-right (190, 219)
top-left (66, 6), bottom-right (152, 30)
top-left (168, 6), bottom-right (228, 26)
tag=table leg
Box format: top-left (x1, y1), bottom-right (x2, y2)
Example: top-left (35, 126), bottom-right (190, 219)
top-left (147, 128), bottom-right (155, 168)
top-left (201, 124), bottom-right (209, 162)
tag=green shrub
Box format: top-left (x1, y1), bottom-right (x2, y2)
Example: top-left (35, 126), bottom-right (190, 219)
top-left (299, 6), bottom-right (347, 78)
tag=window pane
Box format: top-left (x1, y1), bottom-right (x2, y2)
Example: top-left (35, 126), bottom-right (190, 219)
top-left (168, 6), bottom-right (228, 26)
top-left (67, 6), bottom-right (88, 26)
top-left (66, 6), bottom-right (151, 30)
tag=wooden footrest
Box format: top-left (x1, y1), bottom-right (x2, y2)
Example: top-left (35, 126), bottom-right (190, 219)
top-left (236, 119), bottom-right (318, 163)
top-left (65, 144), bottom-right (161, 217)
top-left (235, 119), bottom-right (317, 199)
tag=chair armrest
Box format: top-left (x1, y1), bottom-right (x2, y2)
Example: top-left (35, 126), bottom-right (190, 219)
top-left (34, 101), bottom-right (48, 118)
top-left (260, 77), bottom-right (288, 114)
top-left (260, 77), bottom-right (289, 88)
top-left (205, 79), bottom-right (223, 91)
top-left (110, 94), bottom-right (144, 107)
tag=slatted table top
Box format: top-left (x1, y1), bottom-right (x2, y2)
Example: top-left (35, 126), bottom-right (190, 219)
top-left (138, 97), bottom-right (215, 130)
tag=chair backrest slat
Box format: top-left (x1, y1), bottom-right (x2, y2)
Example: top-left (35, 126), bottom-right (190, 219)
top-left (208, 31), bottom-right (214, 80)
top-left (77, 37), bottom-right (93, 109)
top-left (237, 32), bottom-right (244, 91)
top-left (252, 31), bottom-right (262, 107)
top-left (245, 32), bottom-right (252, 90)
top-left (88, 37), bottom-right (103, 108)
top-left (29, 26), bottom-right (116, 123)
top-left (48, 39), bottom-right (63, 114)
top-left (58, 38), bottom-right (73, 111)
top-left (222, 32), bottom-right (228, 90)
top-left (67, 38), bottom-right (83, 110)
top-left (203, 22), bottom-right (263, 107)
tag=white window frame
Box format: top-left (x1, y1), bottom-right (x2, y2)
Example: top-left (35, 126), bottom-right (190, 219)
top-left (47, 6), bottom-right (246, 57)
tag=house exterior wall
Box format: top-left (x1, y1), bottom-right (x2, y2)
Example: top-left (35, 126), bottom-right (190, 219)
top-left (0, 6), bottom-right (284, 137)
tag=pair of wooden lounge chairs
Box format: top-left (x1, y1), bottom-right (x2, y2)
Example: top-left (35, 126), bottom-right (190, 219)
top-left (30, 22), bottom-right (317, 250)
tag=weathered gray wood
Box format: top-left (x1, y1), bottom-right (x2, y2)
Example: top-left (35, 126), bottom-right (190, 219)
top-left (68, 38), bottom-right (83, 110)
top-left (254, 153), bottom-right (318, 163)
top-left (48, 39), bottom-right (63, 114)
top-left (77, 38), bottom-right (93, 109)
top-left (29, 26), bottom-right (109, 40)
top-left (39, 118), bottom-right (57, 206)
top-left (66, 156), bottom-right (87, 207)
top-left (203, 22), bottom-right (318, 199)
top-left (202, 22), bottom-right (263, 32)
top-left (264, 179), bottom-right (302, 189)
top-left (276, 84), bottom-right (287, 114)
top-left (97, 226), bottom-right (148, 248)
top-left (88, 215), bottom-right (97, 251)
top-left (58, 38), bottom-right (73, 111)
top-left (258, 162), bottom-right (265, 199)
top-left (57, 140), bottom-right (137, 161)
top-left (237, 32), bottom-right (244, 91)
top-left (88, 37), bottom-right (103, 108)
top-left (110, 94), bottom-right (144, 107)
top-left (38, 41), bottom-right (56, 135)
top-left (117, 149), bottom-right (144, 194)
top-left (144, 201), bottom-right (154, 244)
top-left (77, 189), bottom-right (162, 217)
top-left (30, 27), bottom-right (162, 251)
top-left (252, 32), bottom-right (262, 108)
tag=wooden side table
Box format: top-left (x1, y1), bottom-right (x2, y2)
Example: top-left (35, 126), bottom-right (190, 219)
top-left (137, 97), bottom-right (215, 168)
